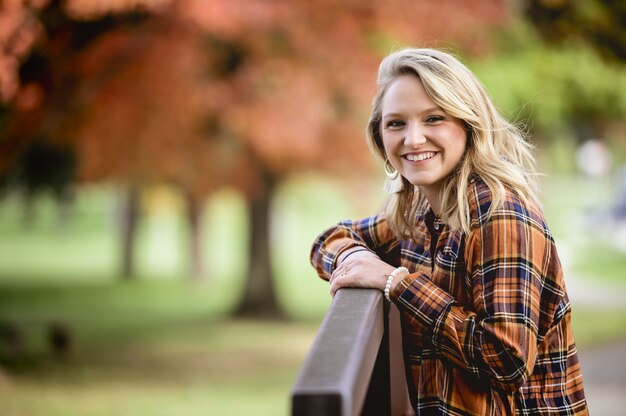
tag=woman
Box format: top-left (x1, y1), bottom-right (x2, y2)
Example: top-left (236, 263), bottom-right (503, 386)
top-left (310, 48), bottom-right (588, 415)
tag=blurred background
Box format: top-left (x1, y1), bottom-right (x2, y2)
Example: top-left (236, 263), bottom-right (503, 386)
top-left (1, 0), bottom-right (625, 414)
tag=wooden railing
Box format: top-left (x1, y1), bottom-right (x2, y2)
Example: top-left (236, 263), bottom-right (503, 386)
top-left (291, 288), bottom-right (411, 416)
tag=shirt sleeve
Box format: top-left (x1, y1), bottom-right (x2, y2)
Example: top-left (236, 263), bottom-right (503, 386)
top-left (391, 186), bottom-right (554, 393)
top-left (310, 213), bottom-right (401, 281)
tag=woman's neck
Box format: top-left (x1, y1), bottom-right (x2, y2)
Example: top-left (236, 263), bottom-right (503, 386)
top-left (419, 186), bottom-right (441, 216)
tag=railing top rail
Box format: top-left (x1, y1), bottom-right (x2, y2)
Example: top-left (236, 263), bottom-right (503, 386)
top-left (291, 288), bottom-right (385, 416)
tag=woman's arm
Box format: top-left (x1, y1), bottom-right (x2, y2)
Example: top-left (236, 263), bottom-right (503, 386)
top-left (391, 185), bottom-right (559, 392)
top-left (310, 213), bottom-right (401, 281)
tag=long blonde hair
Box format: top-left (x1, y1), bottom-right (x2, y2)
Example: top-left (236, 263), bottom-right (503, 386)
top-left (367, 48), bottom-right (540, 237)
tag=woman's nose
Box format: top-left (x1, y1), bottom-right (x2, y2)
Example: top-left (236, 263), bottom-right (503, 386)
top-left (404, 124), bottom-right (427, 147)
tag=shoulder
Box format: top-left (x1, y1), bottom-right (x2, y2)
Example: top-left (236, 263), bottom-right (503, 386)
top-left (466, 177), bottom-right (547, 232)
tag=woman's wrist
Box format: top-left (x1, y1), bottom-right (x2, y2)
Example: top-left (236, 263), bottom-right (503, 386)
top-left (389, 270), bottom-right (409, 299)
top-left (385, 266), bottom-right (409, 301)
top-left (337, 247), bottom-right (373, 265)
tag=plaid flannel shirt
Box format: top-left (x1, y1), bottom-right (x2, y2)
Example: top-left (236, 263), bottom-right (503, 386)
top-left (311, 179), bottom-right (588, 415)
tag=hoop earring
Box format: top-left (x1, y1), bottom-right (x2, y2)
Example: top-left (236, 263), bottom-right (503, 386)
top-left (383, 159), bottom-right (404, 193)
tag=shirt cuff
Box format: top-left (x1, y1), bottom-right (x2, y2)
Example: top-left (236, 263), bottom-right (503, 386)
top-left (390, 272), bottom-right (455, 333)
top-left (322, 240), bottom-right (370, 276)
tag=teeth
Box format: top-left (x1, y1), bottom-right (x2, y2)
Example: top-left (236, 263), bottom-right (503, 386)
top-left (406, 152), bottom-right (436, 162)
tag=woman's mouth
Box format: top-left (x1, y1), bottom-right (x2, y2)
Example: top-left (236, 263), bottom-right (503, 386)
top-left (404, 152), bottom-right (438, 162)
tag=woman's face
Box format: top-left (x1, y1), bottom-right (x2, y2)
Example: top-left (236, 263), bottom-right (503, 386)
top-left (381, 75), bottom-right (467, 202)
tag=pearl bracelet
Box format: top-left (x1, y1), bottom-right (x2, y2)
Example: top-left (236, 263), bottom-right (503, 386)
top-left (384, 266), bottom-right (408, 302)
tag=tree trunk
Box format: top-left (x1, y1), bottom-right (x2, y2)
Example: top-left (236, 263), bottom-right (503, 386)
top-left (21, 193), bottom-right (35, 228)
top-left (55, 187), bottom-right (74, 231)
top-left (120, 185), bottom-right (140, 280)
top-left (0, 365), bottom-right (9, 384)
top-left (185, 192), bottom-right (204, 280)
top-left (235, 174), bottom-right (285, 319)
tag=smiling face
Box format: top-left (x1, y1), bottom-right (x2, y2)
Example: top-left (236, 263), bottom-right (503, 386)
top-left (381, 74), bottom-right (468, 207)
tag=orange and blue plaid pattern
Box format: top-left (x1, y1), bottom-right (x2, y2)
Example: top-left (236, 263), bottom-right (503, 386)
top-left (311, 179), bottom-right (588, 415)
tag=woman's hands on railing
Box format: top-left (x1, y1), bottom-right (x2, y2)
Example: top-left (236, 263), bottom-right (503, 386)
top-left (329, 249), bottom-right (397, 297)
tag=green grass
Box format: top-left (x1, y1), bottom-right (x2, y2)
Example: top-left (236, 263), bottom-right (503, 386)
top-left (0, 181), bottom-right (337, 415)
top-left (571, 242), bottom-right (626, 288)
top-left (572, 307), bottom-right (626, 349)
top-left (541, 174), bottom-right (626, 287)
top-left (1, 175), bottom-right (626, 415)
top-left (1, 314), bottom-right (319, 415)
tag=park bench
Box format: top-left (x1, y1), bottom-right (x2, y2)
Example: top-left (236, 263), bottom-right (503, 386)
top-left (291, 288), bottom-right (412, 416)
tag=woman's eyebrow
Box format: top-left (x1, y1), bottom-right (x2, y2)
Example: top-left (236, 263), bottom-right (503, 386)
top-left (421, 106), bottom-right (444, 114)
top-left (382, 112), bottom-right (403, 119)
top-left (383, 106), bottom-right (443, 119)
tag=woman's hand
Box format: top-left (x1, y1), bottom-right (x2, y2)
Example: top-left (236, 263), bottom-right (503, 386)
top-left (329, 249), bottom-right (396, 297)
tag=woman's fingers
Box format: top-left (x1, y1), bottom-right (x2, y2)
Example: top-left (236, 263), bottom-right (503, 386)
top-left (330, 264), bottom-right (351, 297)
top-left (329, 263), bottom-right (349, 284)
top-left (329, 256), bottom-right (396, 297)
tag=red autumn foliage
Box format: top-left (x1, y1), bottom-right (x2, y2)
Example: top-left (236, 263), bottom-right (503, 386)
top-left (0, 0), bottom-right (44, 102)
top-left (0, 0), bottom-right (511, 314)
top-left (2, 0), bottom-right (510, 193)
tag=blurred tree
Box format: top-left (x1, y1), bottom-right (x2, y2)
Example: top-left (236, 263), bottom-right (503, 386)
top-left (471, 37), bottom-right (626, 133)
top-left (523, 0), bottom-right (626, 159)
top-left (0, 0), bottom-right (42, 103)
top-left (525, 0), bottom-right (626, 63)
top-left (9, 140), bottom-right (76, 225)
top-left (61, 5), bottom-right (235, 280)
top-left (180, 0), bottom-right (512, 317)
top-left (0, 0), bottom-right (511, 317)
top-left (1, 0), bottom-right (160, 278)
top-left (469, 17), bottom-right (626, 171)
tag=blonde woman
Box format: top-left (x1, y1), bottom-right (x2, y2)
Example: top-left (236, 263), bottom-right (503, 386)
top-left (310, 48), bottom-right (588, 415)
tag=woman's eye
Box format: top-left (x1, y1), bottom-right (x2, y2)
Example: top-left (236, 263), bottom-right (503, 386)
top-left (426, 115), bottom-right (445, 123)
top-left (386, 120), bottom-right (405, 129)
